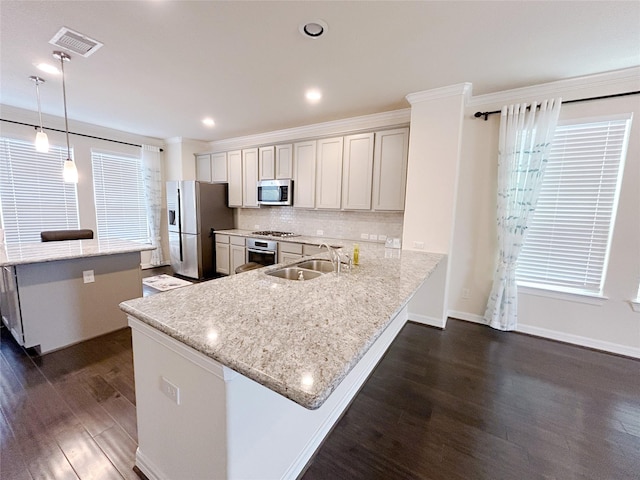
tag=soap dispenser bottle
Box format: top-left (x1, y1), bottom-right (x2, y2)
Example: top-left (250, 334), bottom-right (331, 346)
top-left (353, 244), bottom-right (359, 266)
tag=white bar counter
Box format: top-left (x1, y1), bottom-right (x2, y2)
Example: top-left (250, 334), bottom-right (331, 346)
top-left (0, 238), bottom-right (154, 353)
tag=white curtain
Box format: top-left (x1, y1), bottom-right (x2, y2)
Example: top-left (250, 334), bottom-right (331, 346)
top-left (141, 144), bottom-right (165, 266)
top-left (484, 98), bottom-right (562, 331)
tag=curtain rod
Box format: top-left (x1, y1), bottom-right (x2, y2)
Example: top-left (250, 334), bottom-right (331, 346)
top-left (0, 118), bottom-right (163, 151)
top-left (473, 90), bottom-right (640, 121)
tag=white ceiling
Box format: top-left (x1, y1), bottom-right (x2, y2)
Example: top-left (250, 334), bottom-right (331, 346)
top-left (1, 1), bottom-right (639, 142)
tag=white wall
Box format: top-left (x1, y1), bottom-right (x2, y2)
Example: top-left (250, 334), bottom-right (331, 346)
top-left (449, 68), bottom-right (640, 358)
top-left (0, 105), bottom-right (166, 267)
top-left (164, 137), bottom-right (207, 181)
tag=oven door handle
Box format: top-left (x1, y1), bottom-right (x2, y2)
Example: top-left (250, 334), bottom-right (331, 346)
top-left (247, 248), bottom-right (276, 256)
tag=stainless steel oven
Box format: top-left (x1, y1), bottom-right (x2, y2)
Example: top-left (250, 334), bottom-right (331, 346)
top-left (246, 238), bottom-right (278, 266)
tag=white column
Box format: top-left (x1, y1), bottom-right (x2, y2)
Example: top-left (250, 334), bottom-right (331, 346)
top-left (403, 83), bottom-right (470, 328)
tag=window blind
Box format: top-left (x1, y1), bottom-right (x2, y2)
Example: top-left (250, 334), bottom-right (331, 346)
top-left (0, 137), bottom-right (79, 244)
top-left (517, 115), bottom-right (632, 294)
top-left (91, 150), bottom-right (149, 242)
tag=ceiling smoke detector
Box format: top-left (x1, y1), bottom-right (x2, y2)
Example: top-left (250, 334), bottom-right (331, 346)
top-left (299, 20), bottom-right (328, 39)
top-left (49, 27), bottom-right (103, 58)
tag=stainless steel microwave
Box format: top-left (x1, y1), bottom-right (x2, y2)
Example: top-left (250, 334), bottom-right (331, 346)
top-left (257, 179), bottom-right (293, 206)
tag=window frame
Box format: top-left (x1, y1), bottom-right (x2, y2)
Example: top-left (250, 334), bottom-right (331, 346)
top-left (516, 113), bottom-right (633, 298)
top-left (0, 136), bottom-right (80, 245)
top-left (91, 148), bottom-right (150, 243)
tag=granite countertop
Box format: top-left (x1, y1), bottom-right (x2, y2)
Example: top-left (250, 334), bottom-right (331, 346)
top-left (120, 242), bottom-right (443, 410)
top-left (0, 238), bottom-right (155, 267)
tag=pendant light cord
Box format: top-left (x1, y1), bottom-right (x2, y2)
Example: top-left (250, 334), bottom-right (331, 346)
top-left (58, 54), bottom-right (72, 161)
top-left (35, 80), bottom-right (44, 132)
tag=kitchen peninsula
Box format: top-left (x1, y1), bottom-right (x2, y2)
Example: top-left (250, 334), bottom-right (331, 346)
top-left (120, 243), bottom-right (443, 480)
top-left (0, 238), bottom-right (154, 354)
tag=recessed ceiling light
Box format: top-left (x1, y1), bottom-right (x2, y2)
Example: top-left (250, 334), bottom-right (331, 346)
top-left (202, 117), bottom-right (215, 127)
top-left (35, 62), bottom-right (60, 74)
top-left (299, 19), bottom-right (328, 39)
top-left (305, 89), bottom-right (322, 103)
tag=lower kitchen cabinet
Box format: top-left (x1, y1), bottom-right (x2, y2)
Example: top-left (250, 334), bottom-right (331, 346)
top-left (230, 237), bottom-right (246, 274)
top-left (215, 234), bottom-right (231, 275)
top-left (279, 242), bottom-right (303, 264)
top-left (1, 265), bottom-right (23, 345)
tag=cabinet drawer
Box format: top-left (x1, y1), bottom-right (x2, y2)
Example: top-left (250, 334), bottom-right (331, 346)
top-left (215, 234), bottom-right (230, 244)
top-left (230, 236), bottom-right (246, 246)
top-left (279, 242), bottom-right (303, 255)
top-left (302, 245), bottom-right (323, 256)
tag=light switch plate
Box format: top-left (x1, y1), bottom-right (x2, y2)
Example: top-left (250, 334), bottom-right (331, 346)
top-left (160, 376), bottom-right (180, 405)
top-left (316, 229), bottom-right (324, 236)
top-left (83, 270), bottom-right (95, 283)
top-left (360, 233), bottom-right (369, 240)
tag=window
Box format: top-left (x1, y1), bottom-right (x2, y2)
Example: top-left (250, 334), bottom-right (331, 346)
top-left (92, 150), bottom-right (149, 242)
top-left (0, 137), bottom-right (79, 244)
top-left (517, 114), bottom-right (632, 295)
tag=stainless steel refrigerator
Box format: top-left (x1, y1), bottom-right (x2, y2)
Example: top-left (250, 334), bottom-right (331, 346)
top-left (167, 181), bottom-right (234, 279)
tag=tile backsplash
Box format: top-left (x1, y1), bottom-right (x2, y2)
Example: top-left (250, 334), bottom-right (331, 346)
top-left (236, 207), bottom-right (403, 242)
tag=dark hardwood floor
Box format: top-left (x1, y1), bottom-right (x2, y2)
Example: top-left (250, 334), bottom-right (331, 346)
top-left (2, 311), bottom-right (639, 479)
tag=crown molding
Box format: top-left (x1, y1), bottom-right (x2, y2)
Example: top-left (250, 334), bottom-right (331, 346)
top-left (405, 83), bottom-right (473, 105)
top-left (208, 108), bottom-right (411, 153)
top-left (467, 67), bottom-right (640, 109)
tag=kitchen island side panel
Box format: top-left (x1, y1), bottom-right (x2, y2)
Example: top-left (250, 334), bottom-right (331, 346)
top-left (129, 305), bottom-right (409, 480)
top-left (18, 251), bottom-right (142, 353)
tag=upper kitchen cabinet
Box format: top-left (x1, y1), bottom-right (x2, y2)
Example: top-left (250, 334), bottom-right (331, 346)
top-left (293, 140), bottom-right (317, 209)
top-left (259, 146), bottom-right (275, 180)
top-left (372, 128), bottom-right (409, 211)
top-left (242, 148), bottom-right (259, 208)
top-left (315, 137), bottom-right (344, 210)
top-left (275, 144), bottom-right (293, 179)
top-left (211, 152), bottom-right (228, 182)
top-left (342, 133), bottom-right (374, 210)
top-left (196, 154), bottom-right (212, 182)
top-left (227, 150), bottom-right (243, 207)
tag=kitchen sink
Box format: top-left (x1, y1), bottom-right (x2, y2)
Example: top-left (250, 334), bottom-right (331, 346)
top-left (294, 259), bottom-right (334, 273)
top-left (266, 267), bottom-right (324, 281)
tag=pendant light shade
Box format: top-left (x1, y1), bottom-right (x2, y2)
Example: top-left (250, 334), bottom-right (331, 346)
top-left (53, 51), bottom-right (78, 184)
top-left (29, 76), bottom-right (49, 153)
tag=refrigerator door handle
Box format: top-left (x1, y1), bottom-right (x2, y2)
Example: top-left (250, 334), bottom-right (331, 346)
top-left (177, 188), bottom-right (183, 262)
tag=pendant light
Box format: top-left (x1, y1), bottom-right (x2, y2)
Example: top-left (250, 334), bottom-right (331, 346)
top-left (53, 50), bottom-right (78, 184)
top-left (29, 76), bottom-right (49, 153)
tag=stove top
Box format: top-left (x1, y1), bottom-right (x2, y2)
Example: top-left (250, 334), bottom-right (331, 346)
top-left (251, 230), bottom-right (300, 238)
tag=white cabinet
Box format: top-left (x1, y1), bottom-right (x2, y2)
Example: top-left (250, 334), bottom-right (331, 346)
top-left (260, 145), bottom-right (293, 180)
top-left (196, 154), bottom-right (212, 182)
top-left (215, 234), bottom-right (230, 275)
top-left (230, 245), bottom-right (246, 274)
top-left (293, 141), bottom-right (317, 209)
top-left (315, 137), bottom-right (344, 210)
top-left (259, 146), bottom-right (275, 180)
top-left (1, 265), bottom-right (23, 345)
top-left (342, 133), bottom-right (374, 210)
top-left (279, 242), bottom-right (303, 264)
top-left (275, 144), bottom-right (293, 179)
top-left (211, 152), bottom-right (228, 182)
top-left (372, 128), bottom-right (409, 211)
top-left (227, 150), bottom-right (243, 207)
top-left (242, 148), bottom-right (259, 208)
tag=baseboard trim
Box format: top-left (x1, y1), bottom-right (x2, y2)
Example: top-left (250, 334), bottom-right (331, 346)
top-left (447, 310), bottom-right (485, 325)
top-left (446, 310), bottom-right (640, 359)
top-left (409, 313), bottom-right (447, 329)
top-left (516, 323), bottom-right (640, 360)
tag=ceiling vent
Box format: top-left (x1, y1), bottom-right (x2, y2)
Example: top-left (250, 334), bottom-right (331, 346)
top-left (49, 27), bottom-right (103, 58)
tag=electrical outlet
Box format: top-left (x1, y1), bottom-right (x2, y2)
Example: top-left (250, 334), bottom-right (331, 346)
top-left (369, 234), bottom-right (378, 241)
top-left (462, 288), bottom-right (471, 300)
top-left (160, 376), bottom-right (180, 405)
top-left (82, 270), bottom-right (95, 283)
top-left (316, 229), bottom-right (324, 236)
top-left (254, 224), bottom-right (260, 229)
top-left (379, 234), bottom-right (387, 242)
top-left (413, 241), bottom-right (425, 250)
top-left (361, 233), bottom-right (369, 240)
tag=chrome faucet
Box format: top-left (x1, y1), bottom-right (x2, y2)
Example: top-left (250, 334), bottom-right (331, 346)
top-left (319, 243), bottom-right (351, 275)
top-left (319, 242), bottom-right (340, 274)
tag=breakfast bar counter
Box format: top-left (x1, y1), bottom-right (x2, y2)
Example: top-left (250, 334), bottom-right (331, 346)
top-left (120, 243), bottom-right (443, 480)
top-left (0, 239), bottom-right (154, 354)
